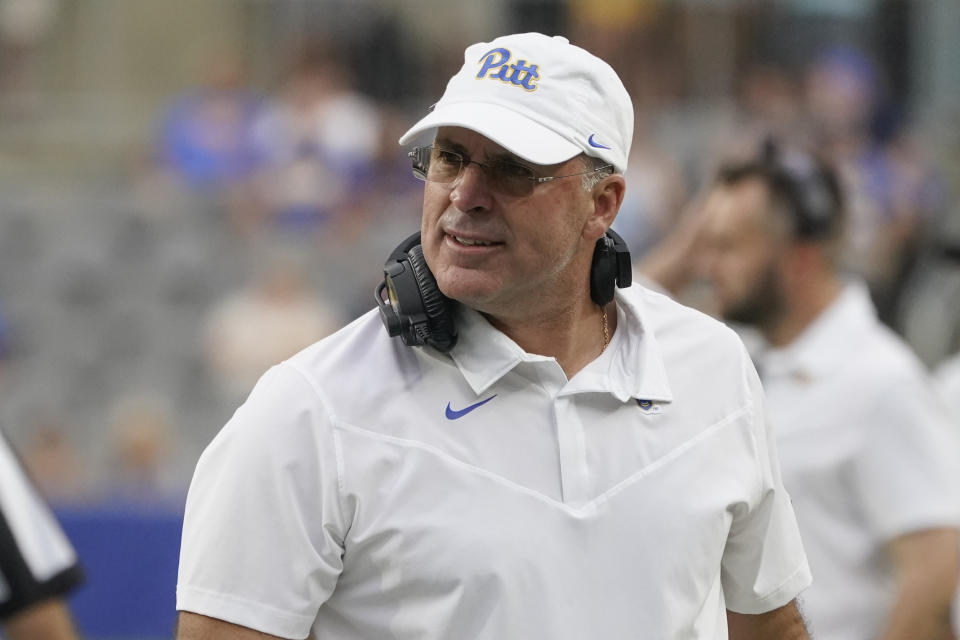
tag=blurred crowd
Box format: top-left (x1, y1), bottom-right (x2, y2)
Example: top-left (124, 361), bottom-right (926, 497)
top-left (0, 0), bottom-right (957, 515)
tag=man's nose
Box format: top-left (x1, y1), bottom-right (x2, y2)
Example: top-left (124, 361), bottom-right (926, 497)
top-left (450, 161), bottom-right (493, 212)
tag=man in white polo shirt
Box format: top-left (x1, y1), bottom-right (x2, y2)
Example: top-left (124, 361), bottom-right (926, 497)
top-left (698, 142), bottom-right (960, 639)
top-left (176, 33), bottom-right (812, 639)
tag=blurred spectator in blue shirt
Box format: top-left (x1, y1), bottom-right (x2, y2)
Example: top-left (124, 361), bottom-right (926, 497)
top-left (245, 45), bottom-right (382, 235)
top-left (156, 55), bottom-right (262, 193)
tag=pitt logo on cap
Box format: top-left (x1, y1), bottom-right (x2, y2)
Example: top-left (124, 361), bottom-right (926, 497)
top-left (476, 47), bottom-right (540, 91)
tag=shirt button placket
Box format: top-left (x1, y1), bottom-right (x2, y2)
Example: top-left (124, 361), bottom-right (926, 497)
top-left (554, 394), bottom-right (589, 507)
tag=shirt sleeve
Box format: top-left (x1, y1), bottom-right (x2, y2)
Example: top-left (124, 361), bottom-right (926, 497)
top-left (0, 430), bottom-right (83, 620)
top-left (721, 345), bottom-right (812, 615)
top-left (176, 362), bottom-right (349, 639)
top-left (853, 369), bottom-right (960, 540)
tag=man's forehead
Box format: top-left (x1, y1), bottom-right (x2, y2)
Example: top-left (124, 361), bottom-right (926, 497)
top-left (708, 181), bottom-right (770, 231)
top-left (717, 179), bottom-right (798, 246)
top-left (435, 127), bottom-right (516, 157)
top-left (434, 126), bottom-right (568, 167)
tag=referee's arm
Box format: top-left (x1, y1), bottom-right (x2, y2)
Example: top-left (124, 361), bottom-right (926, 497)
top-left (0, 429), bottom-right (83, 640)
top-left (3, 600), bottom-right (77, 640)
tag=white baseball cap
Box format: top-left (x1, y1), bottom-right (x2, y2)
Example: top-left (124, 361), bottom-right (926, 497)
top-left (399, 32), bottom-right (634, 173)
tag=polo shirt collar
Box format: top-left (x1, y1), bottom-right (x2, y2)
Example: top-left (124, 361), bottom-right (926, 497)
top-left (758, 279), bottom-right (875, 381)
top-left (448, 287), bottom-right (674, 404)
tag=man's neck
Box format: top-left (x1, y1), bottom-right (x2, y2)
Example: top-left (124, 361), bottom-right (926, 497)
top-left (764, 274), bottom-right (843, 348)
top-left (484, 300), bottom-right (616, 379)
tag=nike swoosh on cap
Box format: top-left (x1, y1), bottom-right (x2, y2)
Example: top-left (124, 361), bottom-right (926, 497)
top-left (445, 395), bottom-right (497, 420)
top-left (588, 133), bottom-right (611, 150)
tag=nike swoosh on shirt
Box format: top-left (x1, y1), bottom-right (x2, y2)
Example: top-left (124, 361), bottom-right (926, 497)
top-left (445, 395), bottom-right (497, 420)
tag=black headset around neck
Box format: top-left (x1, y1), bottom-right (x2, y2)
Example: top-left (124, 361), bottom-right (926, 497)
top-left (375, 230), bottom-right (632, 352)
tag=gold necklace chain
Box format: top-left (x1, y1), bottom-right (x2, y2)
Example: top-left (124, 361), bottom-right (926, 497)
top-left (600, 307), bottom-right (609, 354)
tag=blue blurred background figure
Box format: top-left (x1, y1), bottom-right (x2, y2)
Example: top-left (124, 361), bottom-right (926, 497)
top-left (157, 57), bottom-right (263, 195)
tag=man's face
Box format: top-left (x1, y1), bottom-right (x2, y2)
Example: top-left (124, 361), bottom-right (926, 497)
top-left (700, 179), bottom-right (787, 329)
top-left (419, 126), bottom-right (599, 318)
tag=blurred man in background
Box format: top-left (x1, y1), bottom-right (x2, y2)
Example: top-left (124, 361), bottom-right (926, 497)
top-left (698, 143), bottom-right (960, 639)
top-left (0, 429), bottom-right (83, 640)
top-left (203, 251), bottom-right (341, 403)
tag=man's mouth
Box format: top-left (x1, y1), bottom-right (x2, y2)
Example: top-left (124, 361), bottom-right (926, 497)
top-left (452, 235), bottom-right (496, 247)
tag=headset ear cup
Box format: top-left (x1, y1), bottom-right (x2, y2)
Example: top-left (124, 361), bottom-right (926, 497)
top-left (408, 245), bottom-right (458, 351)
top-left (590, 235), bottom-right (617, 306)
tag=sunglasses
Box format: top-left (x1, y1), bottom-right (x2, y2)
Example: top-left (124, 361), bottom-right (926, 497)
top-left (408, 146), bottom-right (612, 198)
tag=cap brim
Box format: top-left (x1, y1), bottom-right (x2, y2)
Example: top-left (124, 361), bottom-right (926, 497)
top-left (398, 101), bottom-right (581, 167)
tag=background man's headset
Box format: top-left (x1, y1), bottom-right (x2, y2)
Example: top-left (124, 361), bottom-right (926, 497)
top-left (755, 137), bottom-right (844, 240)
top-left (376, 230), bottom-right (632, 352)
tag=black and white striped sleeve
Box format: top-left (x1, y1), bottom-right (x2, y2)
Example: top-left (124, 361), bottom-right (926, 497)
top-left (0, 429), bottom-right (83, 620)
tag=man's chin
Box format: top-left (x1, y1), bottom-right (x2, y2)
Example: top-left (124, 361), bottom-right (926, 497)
top-left (441, 287), bottom-right (497, 310)
top-left (720, 301), bottom-right (775, 329)
top-left (721, 308), bottom-right (755, 326)
top-left (435, 271), bottom-right (502, 306)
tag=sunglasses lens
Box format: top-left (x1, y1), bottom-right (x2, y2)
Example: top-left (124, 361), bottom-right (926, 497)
top-left (489, 159), bottom-right (535, 197)
top-left (410, 146), bottom-right (538, 197)
top-left (427, 148), bottom-right (463, 182)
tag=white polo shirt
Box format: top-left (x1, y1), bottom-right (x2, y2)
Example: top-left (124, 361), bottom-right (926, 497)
top-left (933, 352), bottom-right (960, 637)
top-left (755, 280), bottom-right (960, 640)
top-left (935, 351), bottom-right (960, 421)
top-left (177, 284), bottom-right (810, 639)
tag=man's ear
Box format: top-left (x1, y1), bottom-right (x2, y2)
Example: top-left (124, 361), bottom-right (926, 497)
top-left (783, 241), bottom-right (820, 274)
top-left (777, 240), bottom-right (825, 294)
top-left (585, 174), bottom-right (626, 240)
